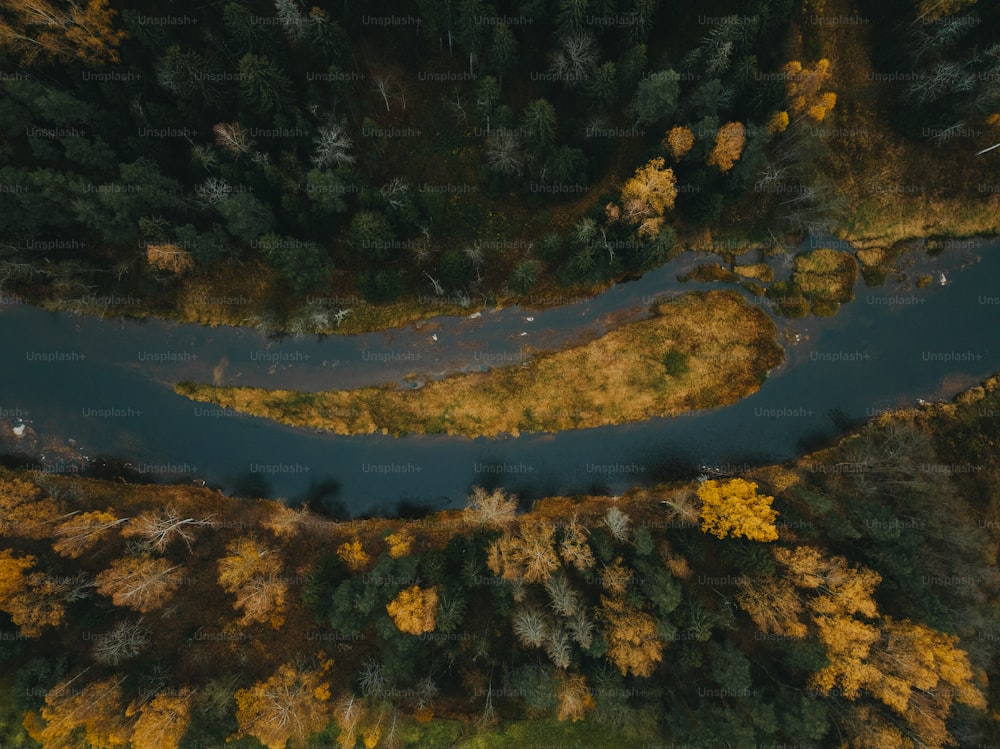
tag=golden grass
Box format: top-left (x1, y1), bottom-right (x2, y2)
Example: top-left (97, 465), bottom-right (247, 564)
top-left (791, 248), bottom-right (858, 314)
top-left (733, 263), bottom-right (775, 282)
top-left (176, 290), bottom-right (783, 438)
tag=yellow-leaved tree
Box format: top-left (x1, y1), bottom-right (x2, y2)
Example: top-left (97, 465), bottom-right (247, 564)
top-left (598, 593), bottom-right (663, 678)
top-left (487, 520), bottom-right (560, 584)
top-left (217, 538), bottom-right (287, 627)
top-left (94, 556), bottom-right (185, 613)
top-left (697, 478), bottom-right (779, 541)
top-left (336, 537), bottom-right (370, 572)
top-left (52, 509), bottom-right (129, 559)
top-left (706, 122), bottom-right (747, 173)
top-left (783, 59), bottom-right (837, 123)
top-left (25, 675), bottom-right (129, 748)
top-left (774, 544), bottom-right (987, 747)
top-left (386, 585), bottom-right (439, 635)
top-left (556, 673), bottom-right (596, 721)
top-left (0, 548), bottom-right (68, 637)
top-left (385, 529), bottom-right (414, 558)
top-left (233, 661), bottom-right (333, 749)
top-left (664, 125), bottom-right (695, 160)
top-left (0, 0), bottom-right (127, 65)
top-left (126, 688), bottom-right (197, 749)
top-left (605, 156), bottom-right (678, 239)
top-left (0, 474), bottom-right (60, 539)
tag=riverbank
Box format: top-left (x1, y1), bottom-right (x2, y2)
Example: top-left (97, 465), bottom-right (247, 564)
top-left (1, 373), bottom-right (998, 747)
top-left (174, 290), bottom-right (783, 438)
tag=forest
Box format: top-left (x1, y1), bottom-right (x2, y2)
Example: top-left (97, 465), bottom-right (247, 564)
top-left (0, 375), bottom-right (998, 747)
top-left (0, 0), bottom-right (997, 332)
top-left (2, 0), bottom-right (1000, 747)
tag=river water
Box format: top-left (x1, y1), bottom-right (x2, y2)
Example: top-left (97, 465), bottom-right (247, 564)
top-left (0, 240), bottom-right (995, 516)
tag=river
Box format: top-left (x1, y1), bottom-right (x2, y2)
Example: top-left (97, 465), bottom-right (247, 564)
top-left (0, 239), bottom-right (995, 516)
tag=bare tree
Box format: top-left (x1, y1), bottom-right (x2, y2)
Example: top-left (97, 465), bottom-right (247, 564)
top-left (92, 620), bottom-right (151, 666)
top-left (545, 626), bottom-right (572, 669)
top-left (123, 507), bottom-right (217, 553)
top-left (549, 32), bottom-right (598, 85)
top-left (545, 573), bottom-right (581, 617)
top-left (486, 129), bottom-right (523, 175)
top-left (604, 507), bottom-right (631, 543)
top-left (464, 486), bottom-right (518, 526)
top-left (212, 122), bottom-right (256, 156)
top-left (312, 120), bottom-right (354, 168)
top-left (512, 606), bottom-right (548, 648)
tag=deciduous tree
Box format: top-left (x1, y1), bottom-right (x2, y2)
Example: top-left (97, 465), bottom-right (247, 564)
top-left (0, 0), bottom-right (127, 65)
top-left (123, 507), bottom-right (216, 552)
top-left (126, 688), bottom-right (197, 749)
top-left (337, 538), bottom-right (370, 572)
top-left (386, 585), bottom-right (439, 635)
top-left (0, 475), bottom-right (59, 539)
top-left (558, 516), bottom-right (594, 571)
top-left (736, 576), bottom-right (808, 638)
top-left (95, 556), bottom-right (184, 613)
top-left (606, 156), bottom-right (678, 240)
top-left (26, 674), bottom-right (129, 748)
top-left (385, 529), bottom-right (413, 558)
top-left (697, 478), bottom-right (779, 541)
top-left (234, 661), bottom-right (333, 749)
top-left (218, 538), bottom-right (287, 626)
top-left (783, 59), bottom-right (837, 123)
top-left (52, 509), bottom-right (129, 559)
top-left (706, 121), bottom-right (747, 173)
top-left (598, 594), bottom-right (663, 677)
top-left (487, 521), bottom-right (560, 583)
top-left (465, 486), bottom-right (519, 526)
top-left (664, 126), bottom-right (695, 160)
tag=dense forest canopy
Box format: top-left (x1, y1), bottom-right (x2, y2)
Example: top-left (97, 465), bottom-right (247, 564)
top-left (0, 0), bottom-right (996, 328)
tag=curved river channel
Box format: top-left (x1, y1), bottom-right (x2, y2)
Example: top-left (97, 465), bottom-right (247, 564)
top-left (0, 238), bottom-right (997, 516)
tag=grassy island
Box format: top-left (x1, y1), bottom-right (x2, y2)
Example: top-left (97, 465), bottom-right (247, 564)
top-left (175, 291), bottom-right (784, 438)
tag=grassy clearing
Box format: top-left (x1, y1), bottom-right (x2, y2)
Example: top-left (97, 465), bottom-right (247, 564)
top-left (790, 248), bottom-right (858, 315)
top-left (176, 290), bottom-right (783, 438)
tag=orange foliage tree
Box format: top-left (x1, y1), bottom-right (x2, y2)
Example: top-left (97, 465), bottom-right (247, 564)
top-left (52, 509), bottom-right (128, 559)
top-left (125, 688), bottom-right (197, 749)
top-left (94, 556), bottom-right (185, 613)
top-left (0, 474), bottom-right (60, 539)
top-left (385, 529), bottom-right (414, 558)
top-left (598, 593), bottom-right (663, 677)
top-left (783, 59), bottom-right (837, 123)
top-left (736, 576), bottom-right (808, 638)
top-left (233, 661), bottom-right (333, 749)
top-left (0, 548), bottom-right (68, 637)
top-left (217, 537), bottom-right (287, 626)
top-left (774, 544), bottom-right (987, 746)
top-left (556, 673), bottom-right (596, 722)
top-left (386, 585), bottom-right (439, 635)
top-left (487, 520), bottom-right (560, 584)
top-left (697, 478), bottom-right (779, 541)
top-left (605, 156), bottom-right (678, 240)
top-left (25, 674), bottom-right (130, 747)
top-left (706, 121), bottom-right (747, 173)
top-left (336, 537), bottom-right (370, 572)
top-left (664, 125), bottom-right (695, 160)
top-left (0, 0), bottom-right (127, 65)
top-left (558, 516), bottom-right (595, 571)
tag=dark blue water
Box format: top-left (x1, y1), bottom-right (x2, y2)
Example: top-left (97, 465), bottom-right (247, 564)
top-left (0, 241), bottom-right (996, 516)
